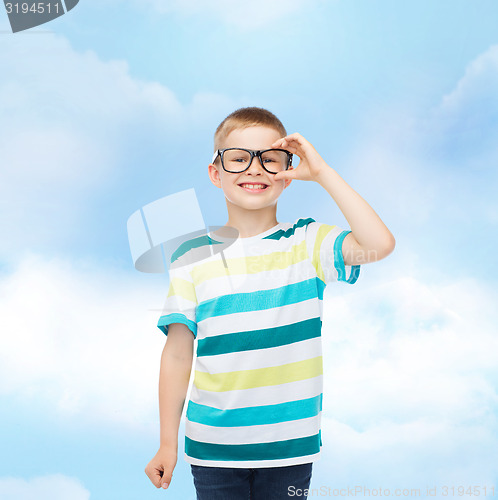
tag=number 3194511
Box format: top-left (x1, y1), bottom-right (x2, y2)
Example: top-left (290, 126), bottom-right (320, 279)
top-left (5, 2), bottom-right (61, 14)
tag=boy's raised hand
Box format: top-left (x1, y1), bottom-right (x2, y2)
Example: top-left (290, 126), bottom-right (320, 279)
top-left (271, 132), bottom-right (329, 183)
top-left (145, 446), bottom-right (178, 490)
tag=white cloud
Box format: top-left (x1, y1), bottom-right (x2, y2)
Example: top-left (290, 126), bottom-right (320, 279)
top-left (424, 43), bottom-right (498, 169)
top-left (312, 275), bottom-right (498, 487)
top-left (437, 44), bottom-right (498, 122)
top-left (307, 45), bottom-right (498, 486)
top-left (1, 250), bottom-right (497, 480)
top-left (0, 252), bottom-right (172, 428)
top-left (312, 417), bottom-right (497, 490)
top-left (0, 34), bottom-right (497, 489)
top-left (0, 33), bottom-right (235, 262)
top-left (322, 276), bottom-right (498, 424)
top-left (0, 474), bottom-right (89, 500)
top-left (0, 35), bottom-right (180, 187)
top-left (339, 44), bottom-right (498, 232)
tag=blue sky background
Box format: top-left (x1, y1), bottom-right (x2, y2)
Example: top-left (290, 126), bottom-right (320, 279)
top-left (1, 1), bottom-right (497, 498)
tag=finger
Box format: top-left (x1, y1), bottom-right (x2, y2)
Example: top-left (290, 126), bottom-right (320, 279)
top-left (271, 135), bottom-right (299, 147)
top-left (146, 464), bottom-right (173, 489)
top-left (283, 138), bottom-right (307, 150)
top-left (272, 136), bottom-right (307, 157)
top-left (145, 465), bottom-right (162, 489)
top-left (160, 467), bottom-right (174, 490)
top-left (271, 138), bottom-right (300, 153)
top-left (273, 132), bottom-right (302, 143)
top-left (279, 133), bottom-right (303, 144)
top-left (274, 170), bottom-right (295, 182)
top-left (283, 144), bottom-right (300, 154)
top-left (285, 132), bottom-right (306, 143)
top-left (154, 468), bottom-right (166, 489)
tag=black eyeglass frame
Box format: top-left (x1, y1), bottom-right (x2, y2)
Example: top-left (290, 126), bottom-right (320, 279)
top-left (212, 148), bottom-right (293, 174)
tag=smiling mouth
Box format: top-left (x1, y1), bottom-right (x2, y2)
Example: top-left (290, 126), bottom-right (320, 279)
top-left (238, 183), bottom-right (269, 191)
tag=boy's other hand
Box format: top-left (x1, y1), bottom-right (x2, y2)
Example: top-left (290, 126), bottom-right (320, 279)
top-left (145, 446), bottom-right (178, 490)
top-left (271, 132), bottom-right (330, 183)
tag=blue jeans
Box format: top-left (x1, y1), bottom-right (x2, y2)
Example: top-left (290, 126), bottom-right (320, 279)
top-left (190, 462), bottom-right (313, 500)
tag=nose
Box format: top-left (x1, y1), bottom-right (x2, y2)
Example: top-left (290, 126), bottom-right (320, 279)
top-left (246, 152), bottom-right (265, 174)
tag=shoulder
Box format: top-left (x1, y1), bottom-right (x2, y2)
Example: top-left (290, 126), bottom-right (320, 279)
top-left (288, 217), bottom-right (317, 236)
top-left (294, 217), bottom-right (316, 229)
top-left (261, 218), bottom-right (314, 244)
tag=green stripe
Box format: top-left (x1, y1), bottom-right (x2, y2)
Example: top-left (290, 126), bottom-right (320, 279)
top-left (263, 217), bottom-right (315, 241)
top-left (185, 432), bottom-right (321, 461)
top-left (197, 316), bottom-right (322, 357)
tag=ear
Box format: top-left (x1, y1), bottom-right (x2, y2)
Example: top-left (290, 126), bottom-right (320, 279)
top-left (208, 163), bottom-right (222, 187)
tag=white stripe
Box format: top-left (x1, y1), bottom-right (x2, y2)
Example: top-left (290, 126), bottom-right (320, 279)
top-left (162, 293), bottom-right (196, 309)
top-left (160, 295), bottom-right (196, 319)
top-left (189, 375), bottom-right (323, 410)
top-left (185, 414), bottom-right (321, 445)
top-left (185, 451), bottom-right (321, 468)
top-left (195, 336), bottom-right (322, 373)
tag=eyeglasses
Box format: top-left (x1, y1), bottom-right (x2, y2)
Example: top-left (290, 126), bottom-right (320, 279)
top-left (212, 148), bottom-right (293, 174)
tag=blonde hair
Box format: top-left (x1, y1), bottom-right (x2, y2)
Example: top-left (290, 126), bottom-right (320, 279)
top-left (213, 107), bottom-right (287, 155)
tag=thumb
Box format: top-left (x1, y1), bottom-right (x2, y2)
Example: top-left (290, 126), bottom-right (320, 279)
top-left (160, 466), bottom-right (174, 490)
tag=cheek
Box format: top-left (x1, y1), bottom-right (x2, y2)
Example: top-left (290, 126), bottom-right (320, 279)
top-left (276, 179), bottom-right (287, 190)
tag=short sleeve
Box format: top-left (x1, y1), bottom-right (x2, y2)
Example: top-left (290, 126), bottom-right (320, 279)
top-left (157, 257), bottom-right (197, 338)
top-left (304, 219), bottom-right (361, 285)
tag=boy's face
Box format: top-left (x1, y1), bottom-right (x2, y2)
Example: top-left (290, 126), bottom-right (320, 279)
top-left (208, 125), bottom-right (292, 212)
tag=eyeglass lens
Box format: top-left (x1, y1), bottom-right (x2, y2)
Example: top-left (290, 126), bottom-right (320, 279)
top-left (223, 149), bottom-right (289, 173)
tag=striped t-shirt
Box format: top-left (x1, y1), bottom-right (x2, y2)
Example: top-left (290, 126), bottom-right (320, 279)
top-left (157, 217), bottom-right (361, 468)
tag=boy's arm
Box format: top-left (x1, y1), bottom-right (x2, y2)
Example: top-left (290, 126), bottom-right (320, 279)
top-left (145, 323), bottom-right (194, 489)
top-left (272, 133), bottom-right (396, 266)
top-left (159, 323), bottom-right (194, 449)
top-left (315, 167), bottom-right (395, 266)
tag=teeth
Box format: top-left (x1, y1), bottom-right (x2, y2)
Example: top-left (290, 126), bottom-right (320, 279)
top-left (240, 184), bottom-right (267, 189)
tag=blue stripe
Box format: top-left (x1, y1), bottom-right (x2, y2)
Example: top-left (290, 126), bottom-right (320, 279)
top-left (334, 230), bottom-right (361, 284)
top-left (197, 316), bottom-right (322, 357)
top-left (197, 277), bottom-right (326, 323)
top-left (187, 394), bottom-right (322, 427)
top-left (185, 432), bottom-right (321, 461)
top-left (157, 313), bottom-right (197, 338)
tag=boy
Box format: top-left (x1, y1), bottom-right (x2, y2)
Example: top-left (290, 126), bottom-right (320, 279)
top-left (145, 107), bottom-right (395, 499)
